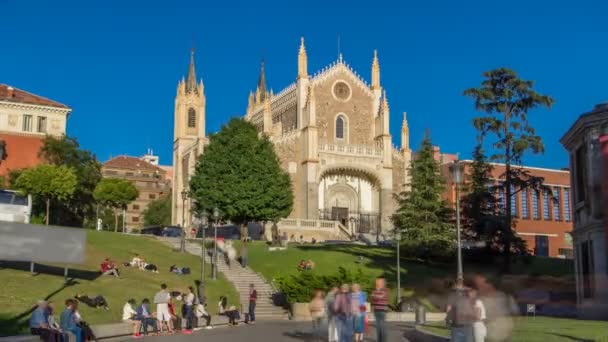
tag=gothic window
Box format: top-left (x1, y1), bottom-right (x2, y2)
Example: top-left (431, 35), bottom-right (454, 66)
top-left (336, 115), bottom-right (347, 140)
top-left (188, 108), bottom-right (196, 128)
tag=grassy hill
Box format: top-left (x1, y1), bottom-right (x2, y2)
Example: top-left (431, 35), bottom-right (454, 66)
top-left (0, 230), bottom-right (238, 336)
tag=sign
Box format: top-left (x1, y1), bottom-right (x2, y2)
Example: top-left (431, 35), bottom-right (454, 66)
top-left (0, 222), bottom-right (86, 264)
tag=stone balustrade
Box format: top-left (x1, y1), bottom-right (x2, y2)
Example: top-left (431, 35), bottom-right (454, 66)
top-left (319, 143), bottom-right (383, 157)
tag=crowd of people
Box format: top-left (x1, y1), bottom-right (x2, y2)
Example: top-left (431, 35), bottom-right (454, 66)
top-left (307, 277), bottom-right (390, 342)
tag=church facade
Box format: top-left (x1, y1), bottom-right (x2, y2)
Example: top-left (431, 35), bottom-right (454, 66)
top-left (244, 39), bottom-right (411, 234)
top-left (171, 39), bottom-right (412, 236)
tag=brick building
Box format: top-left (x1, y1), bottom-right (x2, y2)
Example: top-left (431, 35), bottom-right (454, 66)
top-left (438, 150), bottom-right (573, 258)
top-left (101, 155), bottom-right (171, 230)
top-left (0, 84), bottom-right (71, 180)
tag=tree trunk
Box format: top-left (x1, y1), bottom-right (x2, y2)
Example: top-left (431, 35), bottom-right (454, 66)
top-left (45, 198), bottom-right (50, 225)
top-left (114, 209), bottom-right (119, 232)
top-left (503, 112), bottom-right (513, 274)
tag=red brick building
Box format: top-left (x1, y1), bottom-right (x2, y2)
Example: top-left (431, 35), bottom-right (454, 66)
top-left (437, 149), bottom-right (573, 258)
top-left (0, 84), bottom-right (71, 180)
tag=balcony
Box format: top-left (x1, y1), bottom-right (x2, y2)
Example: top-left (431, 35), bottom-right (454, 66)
top-left (318, 143), bottom-right (383, 158)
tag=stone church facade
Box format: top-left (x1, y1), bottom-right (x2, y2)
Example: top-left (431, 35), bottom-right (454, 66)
top-left (244, 39), bottom-right (412, 234)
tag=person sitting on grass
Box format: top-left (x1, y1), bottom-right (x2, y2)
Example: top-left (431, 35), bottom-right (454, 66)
top-left (136, 299), bottom-right (158, 336)
top-left (297, 259), bottom-right (307, 271)
top-left (122, 299), bottom-right (142, 339)
top-left (59, 299), bottom-right (82, 342)
top-left (29, 300), bottom-right (63, 342)
top-left (305, 259), bottom-right (315, 270)
top-left (169, 265), bottom-right (191, 275)
top-left (100, 258), bottom-right (120, 278)
top-left (75, 294), bottom-right (110, 311)
top-left (218, 296), bottom-right (239, 326)
top-left (140, 260), bottom-right (159, 273)
top-left (129, 254), bottom-right (143, 268)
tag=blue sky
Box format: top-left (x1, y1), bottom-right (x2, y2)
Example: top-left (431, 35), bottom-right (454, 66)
top-left (2, 0), bottom-right (606, 169)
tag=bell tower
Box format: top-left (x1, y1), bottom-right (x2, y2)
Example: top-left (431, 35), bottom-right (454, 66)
top-left (172, 48), bottom-right (206, 226)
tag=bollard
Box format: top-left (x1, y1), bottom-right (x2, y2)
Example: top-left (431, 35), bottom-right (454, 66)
top-left (415, 305), bottom-right (426, 325)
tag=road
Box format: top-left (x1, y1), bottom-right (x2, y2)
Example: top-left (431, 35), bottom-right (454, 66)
top-left (138, 320), bottom-right (411, 342)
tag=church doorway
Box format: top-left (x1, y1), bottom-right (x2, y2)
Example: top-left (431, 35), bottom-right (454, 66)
top-left (331, 207), bottom-right (349, 226)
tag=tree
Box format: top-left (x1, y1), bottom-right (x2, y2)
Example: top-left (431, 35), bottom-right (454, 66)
top-left (391, 133), bottom-right (455, 259)
top-left (93, 178), bottom-right (139, 232)
top-left (142, 196), bottom-right (171, 226)
top-left (39, 136), bottom-right (102, 227)
top-left (189, 118), bottom-right (293, 231)
top-left (464, 68), bottom-right (554, 271)
top-left (14, 164), bottom-right (78, 225)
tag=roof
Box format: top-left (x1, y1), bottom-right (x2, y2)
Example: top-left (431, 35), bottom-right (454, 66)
top-left (103, 155), bottom-right (165, 173)
top-left (0, 84), bottom-right (70, 109)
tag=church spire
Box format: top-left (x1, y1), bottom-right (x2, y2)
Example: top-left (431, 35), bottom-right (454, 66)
top-left (298, 37), bottom-right (308, 79)
top-left (256, 58), bottom-right (268, 103)
top-left (401, 112), bottom-right (410, 151)
top-left (371, 49), bottom-right (381, 90)
top-left (186, 48), bottom-right (198, 94)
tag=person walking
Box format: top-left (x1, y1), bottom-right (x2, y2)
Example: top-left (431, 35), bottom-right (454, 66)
top-left (182, 287), bottom-right (196, 334)
top-left (351, 284), bottom-right (367, 342)
top-left (240, 240), bottom-right (249, 268)
top-left (371, 278), bottom-right (390, 342)
top-left (446, 278), bottom-right (475, 342)
top-left (325, 286), bottom-right (339, 342)
top-left (248, 284), bottom-right (257, 324)
top-left (333, 284), bottom-right (353, 342)
top-left (469, 288), bottom-right (487, 342)
top-left (154, 284), bottom-right (173, 334)
top-left (309, 290), bottom-right (326, 341)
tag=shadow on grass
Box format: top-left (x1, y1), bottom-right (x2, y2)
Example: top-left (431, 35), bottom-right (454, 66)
top-left (0, 261), bottom-right (101, 281)
top-left (547, 333), bottom-right (594, 342)
top-left (0, 278), bottom-right (79, 337)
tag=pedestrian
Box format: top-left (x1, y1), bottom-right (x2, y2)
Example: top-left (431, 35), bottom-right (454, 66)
top-left (446, 277), bottom-right (475, 342)
top-left (333, 284), bottom-right (353, 342)
top-left (182, 287), bottom-right (196, 334)
top-left (309, 290), bottom-right (326, 341)
top-left (371, 278), bottom-right (389, 342)
top-left (472, 275), bottom-right (517, 342)
top-left (325, 286), bottom-right (339, 342)
top-left (248, 283), bottom-right (257, 324)
top-left (136, 299), bottom-right (158, 336)
top-left (351, 283), bottom-right (367, 342)
top-left (59, 299), bottom-right (82, 342)
top-left (153, 284), bottom-right (173, 334)
top-left (469, 288), bottom-right (487, 342)
top-left (240, 240), bottom-right (249, 268)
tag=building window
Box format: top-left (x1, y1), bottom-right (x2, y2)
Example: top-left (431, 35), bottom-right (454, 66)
top-left (553, 187), bottom-right (562, 221)
top-left (133, 204), bottom-right (140, 210)
top-left (498, 183), bottom-right (505, 215)
top-left (521, 189), bottom-right (529, 219)
top-left (574, 145), bottom-right (587, 204)
top-left (532, 190), bottom-right (540, 220)
top-left (149, 194), bottom-right (156, 200)
top-left (580, 240), bottom-right (594, 298)
top-left (335, 115), bottom-right (346, 140)
top-left (22, 115), bottom-right (33, 132)
top-left (132, 216), bottom-right (139, 223)
top-left (510, 185), bottom-right (518, 217)
top-left (564, 187), bottom-right (572, 222)
top-left (188, 108), bottom-right (196, 128)
top-left (37, 117), bottom-right (47, 133)
top-left (543, 189), bottom-right (551, 220)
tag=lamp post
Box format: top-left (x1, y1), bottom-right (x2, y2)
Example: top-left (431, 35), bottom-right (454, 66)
top-left (449, 160), bottom-right (465, 280)
top-left (395, 229), bottom-right (402, 302)
top-left (200, 210), bottom-right (208, 283)
top-left (180, 190), bottom-right (188, 253)
top-left (212, 207), bottom-right (220, 280)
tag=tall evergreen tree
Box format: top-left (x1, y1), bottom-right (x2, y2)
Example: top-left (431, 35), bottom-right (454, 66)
top-left (392, 133), bottom-right (454, 257)
top-left (464, 68), bottom-right (553, 270)
top-left (189, 118), bottom-right (293, 230)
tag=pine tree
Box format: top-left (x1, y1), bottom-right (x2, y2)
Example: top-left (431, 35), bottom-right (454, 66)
top-left (391, 133), bottom-right (454, 257)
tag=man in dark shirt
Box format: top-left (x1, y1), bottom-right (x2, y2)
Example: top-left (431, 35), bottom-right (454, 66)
top-left (248, 284), bottom-right (257, 324)
top-left (371, 278), bottom-right (390, 342)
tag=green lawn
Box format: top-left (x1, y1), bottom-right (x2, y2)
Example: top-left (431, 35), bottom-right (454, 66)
top-left (0, 230), bottom-right (238, 336)
top-left (421, 317), bottom-right (608, 342)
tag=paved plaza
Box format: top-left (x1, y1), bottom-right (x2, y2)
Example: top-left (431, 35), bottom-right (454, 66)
top-left (138, 321), bottom-right (410, 342)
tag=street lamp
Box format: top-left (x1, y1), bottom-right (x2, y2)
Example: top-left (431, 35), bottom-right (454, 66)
top-left (180, 190), bottom-right (188, 253)
top-left (200, 210), bottom-right (208, 283)
top-left (212, 207), bottom-right (220, 280)
top-left (395, 229), bottom-right (402, 303)
top-left (449, 160), bottom-right (465, 280)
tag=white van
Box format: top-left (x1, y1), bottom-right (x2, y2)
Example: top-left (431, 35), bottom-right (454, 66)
top-left (0, 190), bottom-right (32, 223)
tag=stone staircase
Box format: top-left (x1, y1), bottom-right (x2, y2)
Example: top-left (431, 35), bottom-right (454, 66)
top-left (160, 237), bottom-right (287, 320)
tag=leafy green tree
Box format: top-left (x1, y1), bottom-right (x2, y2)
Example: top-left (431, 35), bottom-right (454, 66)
top-left (93, 178), bottom-right (139, 232)
top-left (464, 68), bottom-right (553, 270)
top-left (39, 136), bottom-right (102, 227)
top-left (14, 164), bottom-right (78, 225)
top-left (189, 118), bottom-right (293, 231)
top-left (142, 196), bottom-right (171, 226)
top-left (391, 133), bottom-right (455, 259)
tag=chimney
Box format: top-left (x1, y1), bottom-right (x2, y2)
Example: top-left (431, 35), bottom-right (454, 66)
top-left (6, 86), bottom-right (14, 98)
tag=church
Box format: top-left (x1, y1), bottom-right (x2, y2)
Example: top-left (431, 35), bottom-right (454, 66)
top-left (172, 39), bottom-right (412, 239)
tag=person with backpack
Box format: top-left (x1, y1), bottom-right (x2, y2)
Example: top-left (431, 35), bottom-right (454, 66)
top-left (446, 278), bottom-right (475, 342)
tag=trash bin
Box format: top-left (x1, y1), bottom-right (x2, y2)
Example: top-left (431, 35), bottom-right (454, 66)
top-left (415, 305), bottom-right (426, 325)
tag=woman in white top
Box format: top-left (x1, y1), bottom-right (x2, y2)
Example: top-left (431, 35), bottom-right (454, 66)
top-left (122, 299), bottom-right (142, 337)
top-left (469, 289), bottom-right (487, 342)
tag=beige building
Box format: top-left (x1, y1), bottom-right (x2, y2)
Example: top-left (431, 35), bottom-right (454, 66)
top-left (102, 155), bottom-right (171, 230)
top-left (171, 50), bottom-right (206, 227)
top-left (244, 39), bottom-right (411, 237)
